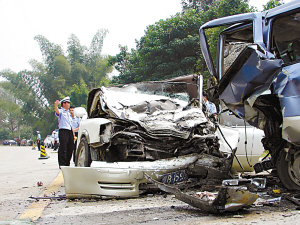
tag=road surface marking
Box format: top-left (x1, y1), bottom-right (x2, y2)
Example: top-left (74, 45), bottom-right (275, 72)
top-left (19, 171), bottom-right (64, 222)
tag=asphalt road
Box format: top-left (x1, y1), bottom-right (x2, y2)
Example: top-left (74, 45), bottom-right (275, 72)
top-left (0, 145), bottom-right (62, 223)
top-left (1, 145), bottom-right (300, 225)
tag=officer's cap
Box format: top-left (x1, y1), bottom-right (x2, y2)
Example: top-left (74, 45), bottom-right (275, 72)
top-left (60, 96), bottom-right (70, 104)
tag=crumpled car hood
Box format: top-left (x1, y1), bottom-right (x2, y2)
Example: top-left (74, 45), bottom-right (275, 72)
top-left (101, 86), bottom-right (209, 139)
top-left (87, 82), bottom-right (222, 161)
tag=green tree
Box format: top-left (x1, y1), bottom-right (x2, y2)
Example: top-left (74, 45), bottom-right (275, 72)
top-left (64, 78), bottom-right (89, 108)
top-left (181, 0), bottom-right (213, 13)
top-left (1, 29), bottom-right (112, 137)
top-left (109, 45), bottom-right (135, 84)
top-left (88, 29), bottom-right (109, 61)
top-left (109, 10), bottom-right (203, 83)
top-left (0, 90), bottom-right (23, 139)
top-left (33, 29), bottom-right (111, 103)
top-left (86, 56), bottom-right (113, 89)
top-left (263, 0), bottom-right (283, 11)
top-left (34, 35), bottom-right (64, 71)
top-left (0, 128), bottom-right (9, 141)
top-left (109, 0), bottom-right (253, 84)
top-left (0, 71), bottom-right (39, 136)
top-left (19, 125), bottom-right (33, 140)
top-left (85, 29), bottom-right (111, 89)
top-left (70, 62), bottom-right (90, 86)
top-left (67, 34), bottom-right (87, 66)
top-left (53, 55), bottom-right (71, 85)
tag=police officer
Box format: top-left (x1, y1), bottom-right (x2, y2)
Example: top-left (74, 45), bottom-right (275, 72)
top-left (53, 131), bottom-right (59, 151)
top-left (36, 131), bottom-right (41, 151)
top-left (203, 93), bottom-right (217, 118)
top-left (69, 106), bottom-right (80, 163)
top-left (54, 96), bottom-right (74, 167)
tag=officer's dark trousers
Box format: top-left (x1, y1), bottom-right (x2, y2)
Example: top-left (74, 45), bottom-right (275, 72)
top-left (58, 129), bottom-right (74, 167)
top-left (37, 140), bottom-right (40, 151)
top-left (73, 132), bottom-right (78, 163)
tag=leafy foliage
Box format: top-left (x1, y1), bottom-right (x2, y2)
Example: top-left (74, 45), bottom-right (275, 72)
top-left (0, 128), bottom-right (9, 141)
top-left (110, 10), bottom-right (203, 83)
top-left (181, 0), bottom-right (213, 13)
top-left (64, 79), bottom-right (89, 108)
top-left (109, 0), bottom-right (253, 85)
top-left (0, 29), bottom-right (112, 138)
top-left (263, 0), bottom-right (283, 11)
top-left (0, 87), bottom-right (23, 139)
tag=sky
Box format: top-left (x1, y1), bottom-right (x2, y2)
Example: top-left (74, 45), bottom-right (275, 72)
top-left (0, 0), bottom-right (294, 74)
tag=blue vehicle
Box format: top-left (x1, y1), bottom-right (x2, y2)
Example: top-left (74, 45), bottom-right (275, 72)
top-left (199, 1), bottom-right (300, 190)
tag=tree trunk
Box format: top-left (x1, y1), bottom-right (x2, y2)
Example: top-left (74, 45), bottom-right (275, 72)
top-left (18, 123), bottom-right (20, 140)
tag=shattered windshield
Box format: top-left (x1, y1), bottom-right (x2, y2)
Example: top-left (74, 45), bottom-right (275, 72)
top-left (272, 12), bottom-right (300, 64)
top-left (107, 82), bottom-right (191, 102)
top-left (222, 23), bottom-right (254, 77)
top-left (88, 82), bottom-right (193, 118)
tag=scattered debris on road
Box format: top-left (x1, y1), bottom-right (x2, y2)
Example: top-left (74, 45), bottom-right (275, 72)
top-left (144, 173), bottom-right (258, 213)
top-left (29, 195), bottom-right (66, 201)
top-left (284, 194), bottom-right (300, 206)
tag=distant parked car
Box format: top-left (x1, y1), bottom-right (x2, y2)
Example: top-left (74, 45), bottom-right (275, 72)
top-left (3, 140), bottom-right (17, 146)
top-left (44, 135), bottom-right (54, 148)
top-left (27, 140), bottom-right (33, 146)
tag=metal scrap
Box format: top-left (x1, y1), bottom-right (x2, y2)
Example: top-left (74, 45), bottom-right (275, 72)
top-left (254, 197), bottom-right (281, 206)
top-left (283, 194), bottom-right (300, 206)
top-left (29, 195), bottom-right (66, 200)
top-left (222, 178), bottom-right (266, 189)
top-left (144, 173), bottom-right (258, 213)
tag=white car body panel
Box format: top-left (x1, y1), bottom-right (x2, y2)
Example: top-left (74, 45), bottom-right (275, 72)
top-left (232, 126), bottom-right (265, 172)
top-left (78, 118), bottom-right (111, 144)
top-left (219, 109), bottom-right (265, 172)
top-left (61, 154), bottom-right (199, 198)
top-left (217, 125), bottom-right (241, 154)
top-left (62, 126), bottom-right (239, 198)
top-left (282, 116), bottom-right (300, 143)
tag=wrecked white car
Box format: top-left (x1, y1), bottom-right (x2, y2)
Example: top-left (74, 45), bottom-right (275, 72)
top-left (199, 2), bottom-right (300, 189)
top-left (62, 80), bottom-right (240, 198)
top-left (219, 107), bottom-right (265, 172)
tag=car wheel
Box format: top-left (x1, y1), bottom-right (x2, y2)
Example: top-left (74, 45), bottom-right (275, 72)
top-left (75, 137), bottom-right (91, 167)
top-left (276, 149), bottom-right (300, 190)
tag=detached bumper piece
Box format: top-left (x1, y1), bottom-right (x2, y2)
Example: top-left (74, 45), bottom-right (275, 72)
top-left (61, 153), bottom-right (234, 199)
top-left (61, 154), bottom-right (200, 199)
top-left (145, 173), bottom-right (258, 213)
top-left (61, 166), bottom-right (144, 198)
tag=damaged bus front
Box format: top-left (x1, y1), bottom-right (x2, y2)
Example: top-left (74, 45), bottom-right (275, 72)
top-left (199, 1), bottom-right (300, 189)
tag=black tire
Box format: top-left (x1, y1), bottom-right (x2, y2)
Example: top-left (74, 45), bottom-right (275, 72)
top-left (75, 137), bottom-right (91, 167)
top-left (276, 149), bottom-right (300, 190)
